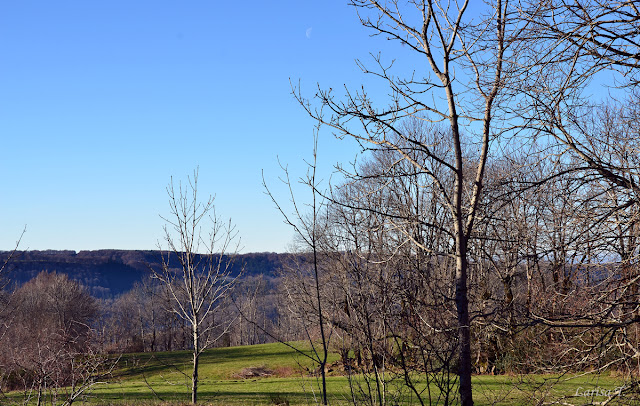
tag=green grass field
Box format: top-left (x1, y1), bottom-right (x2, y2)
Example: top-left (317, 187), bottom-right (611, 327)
top-left (94, 342), bottom-right (345, 405)
top-left (4, 342), bottom-right (632, 405)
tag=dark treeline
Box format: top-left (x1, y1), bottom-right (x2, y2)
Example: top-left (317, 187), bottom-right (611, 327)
top-left (0, 250), bottom-right (297, 297)
top-left (0, 251), bottom-right (317, 348)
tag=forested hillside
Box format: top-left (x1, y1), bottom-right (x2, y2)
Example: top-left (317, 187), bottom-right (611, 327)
top-left (0, 250), bottom-right (292, 297)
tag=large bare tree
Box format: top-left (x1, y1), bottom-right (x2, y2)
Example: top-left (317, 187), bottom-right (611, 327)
top-left (295, 1), bottom-right (519, 404)
top-left (153, 170), bottom-right (240, 404)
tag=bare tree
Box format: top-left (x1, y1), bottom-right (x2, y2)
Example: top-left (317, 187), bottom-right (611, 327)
top-left (263, 134), bottom-right (333, 406)
top-left (319, 134), bottom-right (463, 406)
top-left (0, 227), bottom-right (24, 370)
top-left (228, 275), bottom-right (277, 346)
top-left (515, 1), bottom-right (640, 206)
top-left (0, 227), bottom-right (24, 286)
top-left (153, 169), bottom-right (240, 404)
top-left (293, 2), bottom-right (520, 403)
top-left (499, 3), bottom-right (640, 399)
top-left (518, 0), bottom-right (639, 87)
top-left (0, 271), bottom-right (110, 406)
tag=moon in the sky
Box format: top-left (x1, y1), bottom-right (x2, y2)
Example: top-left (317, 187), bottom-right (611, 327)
top-left (306, 27), bottom-right (312, 39)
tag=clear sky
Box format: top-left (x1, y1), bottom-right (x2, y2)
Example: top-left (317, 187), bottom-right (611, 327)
top-left (0, 1), bottom-right (389, 253)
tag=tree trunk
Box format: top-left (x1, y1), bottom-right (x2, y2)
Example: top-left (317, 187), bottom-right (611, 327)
top-left (314, 250), bottom-right (329, 406)
top-left (151, 307), bottom-right (156, 352)
top-left (192, 324), bottom-right (199, 404)
top-left (455, 238), bottom-right (473, 406)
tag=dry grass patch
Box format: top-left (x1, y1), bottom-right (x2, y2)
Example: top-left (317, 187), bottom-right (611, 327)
top-left (233, 365), bottom-right (275, 379)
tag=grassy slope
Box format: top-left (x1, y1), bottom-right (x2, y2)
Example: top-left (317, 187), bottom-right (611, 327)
top-left (113, 342), bottom-right (333, 381)
top-left (5, 342), bottom-right (628, 405)
top-left (93, 342), bottom-right (347, 405)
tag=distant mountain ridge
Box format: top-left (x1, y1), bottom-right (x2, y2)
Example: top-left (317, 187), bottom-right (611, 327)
top-left (0, 250), bottom-right (293, 297)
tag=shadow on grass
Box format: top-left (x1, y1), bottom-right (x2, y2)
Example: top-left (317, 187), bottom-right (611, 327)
top-left (90, 373), bottom-right (348, 405)
top-left (92, 384), bottom-right (340, 405)
top-left (112, 343), bottom-right (321, 381)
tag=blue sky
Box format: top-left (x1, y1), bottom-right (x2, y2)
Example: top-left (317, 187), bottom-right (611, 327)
top-left (0, 2), bottom-right (620, 254)
top-left (0, 1), bottom-right (385, 253)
